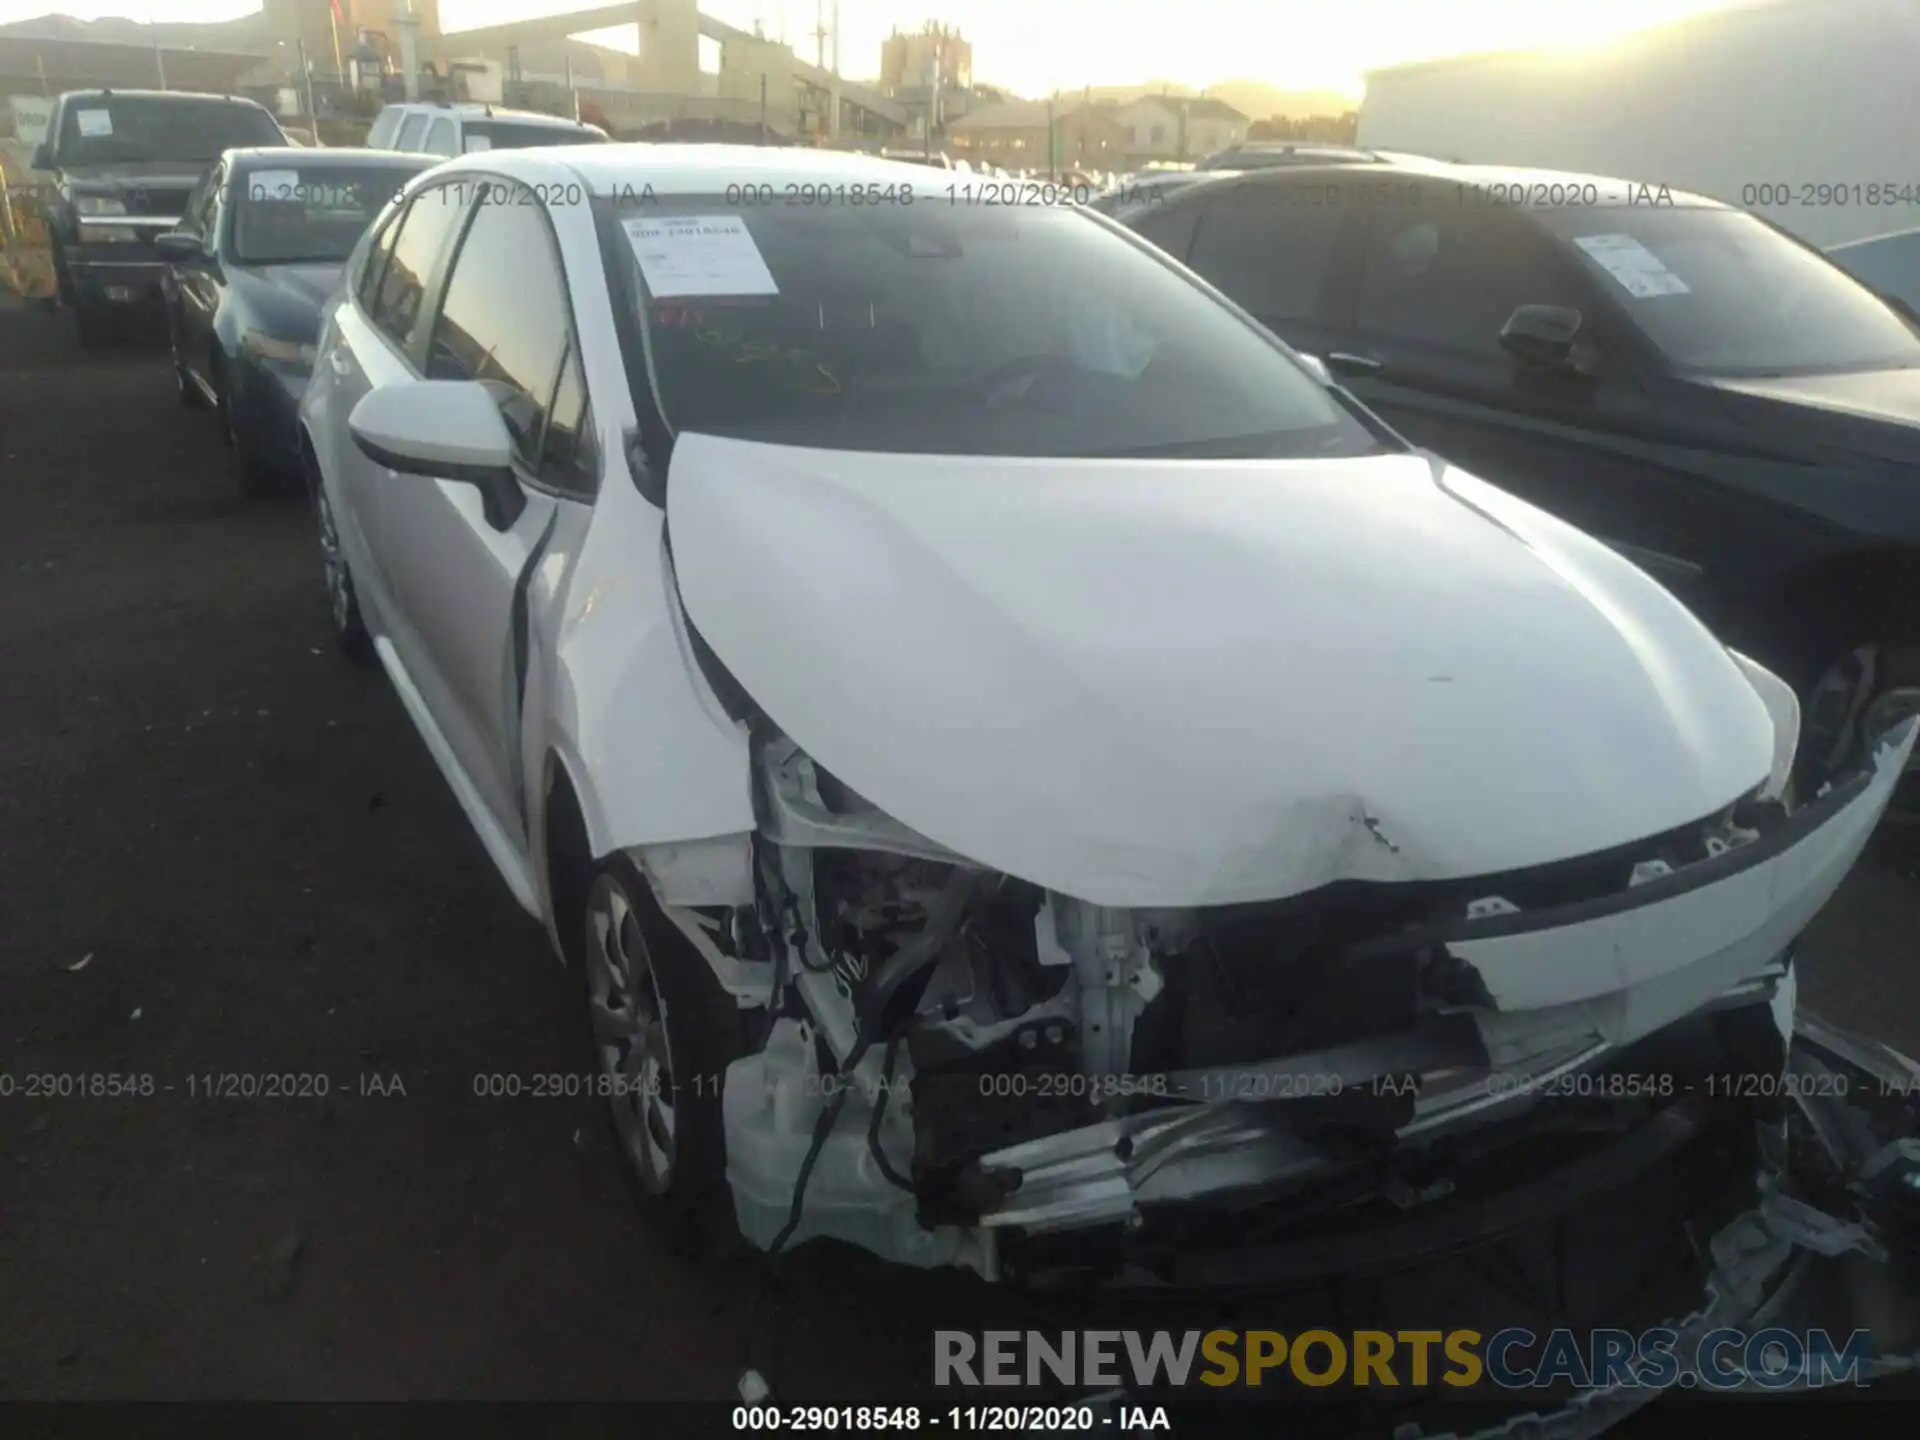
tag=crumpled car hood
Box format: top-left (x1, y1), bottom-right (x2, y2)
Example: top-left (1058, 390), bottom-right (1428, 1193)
top-left (666, 435), bottom-right (1777, 907)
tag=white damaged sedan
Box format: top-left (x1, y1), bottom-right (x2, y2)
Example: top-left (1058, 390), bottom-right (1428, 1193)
top-left (299, 146), bottom-right (1920, 1347)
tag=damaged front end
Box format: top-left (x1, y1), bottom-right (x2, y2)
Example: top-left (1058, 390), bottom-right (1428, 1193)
top-left (634, 716), bottom-right (1920, 1310)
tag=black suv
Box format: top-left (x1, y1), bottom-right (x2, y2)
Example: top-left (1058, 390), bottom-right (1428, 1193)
top-left (1120, 157), bottom-right (1920, 799)
top-left (33, 88), bottom-right (286, 346)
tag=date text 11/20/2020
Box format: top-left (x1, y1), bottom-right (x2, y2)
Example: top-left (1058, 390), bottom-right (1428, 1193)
top-left (731, 1405), bottom-right (1173, 1432)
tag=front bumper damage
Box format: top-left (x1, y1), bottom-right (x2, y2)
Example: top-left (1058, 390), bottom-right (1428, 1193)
top-left (979, 719), bottom-right (1910, 1253)
top-left (718, 720), bottom-right (1915, 1286)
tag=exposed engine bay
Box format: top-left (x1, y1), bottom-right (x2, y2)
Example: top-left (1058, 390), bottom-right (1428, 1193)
top-left (631, 718), bottom-right (1920, 1302)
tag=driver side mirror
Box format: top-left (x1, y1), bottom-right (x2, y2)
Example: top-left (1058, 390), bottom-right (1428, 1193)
top-left (348, 380), bottom-right (526, 531)
top-left (30, 142), bottom-right (51, 172)
top-left (154, 232), bottom-right (201, 263)
top-left (1500, 304), bottom-right (1591, 374)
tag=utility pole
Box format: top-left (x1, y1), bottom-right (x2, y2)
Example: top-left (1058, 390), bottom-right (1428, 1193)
top-left (1047, 91), bottom-right (1056, 181)
top-left (924, 41), bottom-right (940, 160)
top-left (298, 37), bottom-right (321, 138)
top-left (828, 0), bottom-right (840, 138)
top-left (759, 71), bottom-right (768, 144)
top-left (398, 0), bottom-right (420, 102)
top-left (36, 52), bottom-right (49, 96)
top-left (149, 9), bottom-right (167, 90)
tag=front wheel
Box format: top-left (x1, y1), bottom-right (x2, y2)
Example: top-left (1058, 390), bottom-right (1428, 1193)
top-left (170, 320), bottom-right (207, 409)
top-left (311, 469), bottom-right (372, 665)
top-left (581, 859), bottom-right (743, 1254)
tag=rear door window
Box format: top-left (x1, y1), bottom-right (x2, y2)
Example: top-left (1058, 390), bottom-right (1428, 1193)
top-left (1355, 206), bottom-right (1586, 358)
top-left (425, 184), bottom-right (579, 478)
top-left (394, 113), bottom-right (428, 152)
top-left (366, 109), bottom-right (402, 149)
top-left (424, 118), bottom-right (457, 157)
top-left (1185, 181), bottom-right (1350, 325)
top-left (369, 184), bottom-right (471, 356)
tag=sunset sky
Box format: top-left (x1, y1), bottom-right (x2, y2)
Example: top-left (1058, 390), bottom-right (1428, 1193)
top-left (0, 0), bottom-right (1756, 97)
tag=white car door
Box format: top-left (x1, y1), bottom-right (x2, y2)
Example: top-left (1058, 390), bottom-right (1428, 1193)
top-left (323, 180), bottom-right (472, 634)
top-left (369, 181), bottom-right (593, 873)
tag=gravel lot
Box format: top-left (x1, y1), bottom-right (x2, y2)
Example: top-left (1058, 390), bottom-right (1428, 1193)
top-left (2, 297), bottom-right (1917, 1406)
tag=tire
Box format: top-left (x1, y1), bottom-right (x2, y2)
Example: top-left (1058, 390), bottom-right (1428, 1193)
top-left (580, 856), bottom-right (744, 1256)
top-left (310, 466), bottom-right (373, 665)
top-left (218, 361), bottom-right (275, 498)
top-left (171, 323), bottom-right (207, 410)
top-left (51, 242), bottom-right (75, 309)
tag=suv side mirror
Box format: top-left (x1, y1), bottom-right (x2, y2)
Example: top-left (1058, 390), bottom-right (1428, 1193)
top-left (1500, 305), bottom-right (1586, 373)
top-left (30, 142), bottom-right (52, 172)
top-left (154, 232), bottom-right (201, 263)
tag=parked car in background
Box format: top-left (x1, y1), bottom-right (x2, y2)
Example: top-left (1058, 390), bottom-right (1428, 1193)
top-left (157, 147), bottom-right (437, 494)
top-left (1122, 157), bottom-right (1920, 803)
top-left (364, 101), bottom-right (608, 157)
top-left (290, 148), bottom-right (1919, 1398)
top-left (1829, 226), bottom-right (1920, 318)
top-left (32, 88), bottom-right (287, 346)
top-left (1194, 142), bottom-right (1385, 171)
top-left (1087, 167), bottom-right (1228, 219)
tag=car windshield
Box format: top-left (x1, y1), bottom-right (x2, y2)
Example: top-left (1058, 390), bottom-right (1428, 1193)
top-left (232, 165), bottom-right (421, 265)
top-left (461, 120), bottom-right (605, 151)
top-left (604, 194), bottom-right (1380, 459)
top-left (1537, 207), bottom-right (1920, 377)
top-left (57, 96), bottom-right (282, 164)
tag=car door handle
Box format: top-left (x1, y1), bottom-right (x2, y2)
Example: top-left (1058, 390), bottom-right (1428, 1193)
top-left (328, 352), bottom-right (353, 377)
top-left (1326, 352), bottom-right (1385, 378)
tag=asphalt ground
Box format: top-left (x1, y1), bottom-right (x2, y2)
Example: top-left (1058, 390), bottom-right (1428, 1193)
top-left (2, 297), bottom-right (1918, 1419)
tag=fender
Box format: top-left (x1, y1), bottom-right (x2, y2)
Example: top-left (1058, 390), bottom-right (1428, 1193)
top-left (533, 442), bottom-right (754, 873)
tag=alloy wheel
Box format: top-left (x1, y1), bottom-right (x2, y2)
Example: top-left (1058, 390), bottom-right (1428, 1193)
top-left (314, 486), bottom-right (352, 635)
top-left (584, 875), bottom-right (678, 1193)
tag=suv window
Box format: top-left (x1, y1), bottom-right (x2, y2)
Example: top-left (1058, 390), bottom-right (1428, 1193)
top-left (424, 118), bottom-right (457, 157)
top-left (462, 119), bottom-right (606, 149)
top-left (1185, 183), bottom-right (1348, 324)
top-left (53, 94), bottom-right (282, 164)
top-left (1356, 206), bottom-right (1584, 357)
top-left (369, 185), bottom-right (469, 353)
top-left (366, 109), bottom-right (403, 149)
top-left (394, 113), bottom-right (428, 151)
top-left (1534, 206), bottom-right (1920, 377)
top-left (1127, 196), bottom-right (1202, 261)
top-left (426, 185), bottom-right (580, 481)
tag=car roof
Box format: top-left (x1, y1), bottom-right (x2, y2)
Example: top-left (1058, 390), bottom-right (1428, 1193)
top-left (384, 102), bottom-right (595, 128)
top-left (1830, 225), bottom-right (1920, 252)
top-left (441, 142), bottom-right (943, 195)
top-left (226, 146), bottom-right (437, 169)
top-left (59, 88), bottom-right (266, 106)
top-left (1225, 155), bottom-right (1728, 210)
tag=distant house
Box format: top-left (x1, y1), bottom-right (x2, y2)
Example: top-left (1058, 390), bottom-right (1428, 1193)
top-left (946, 99), bottom-right (1128, 173)
top-left (1114, 94), bottom-right (1247, 162)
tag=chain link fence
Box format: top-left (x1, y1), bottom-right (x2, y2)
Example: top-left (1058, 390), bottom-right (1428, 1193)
top-left (0, 142), bottom-right (57, 302)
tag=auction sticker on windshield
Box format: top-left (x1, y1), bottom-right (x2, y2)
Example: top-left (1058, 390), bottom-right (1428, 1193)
top-left (75, 108), bottom-right (113, 137)
top-left (623, 214), bottom-right (779, 298)
top-left (248, 170), bottom-right (302, 200)
top-left (1574, 233), bottom-right (1691, 298)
